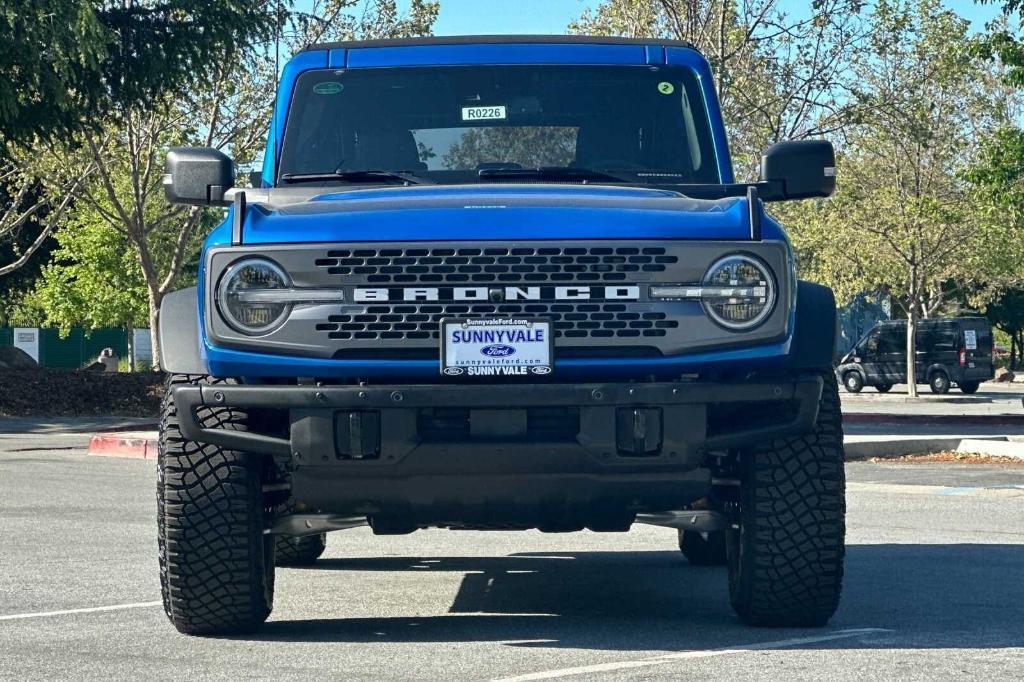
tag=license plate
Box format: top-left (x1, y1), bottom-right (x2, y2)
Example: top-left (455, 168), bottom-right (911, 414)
top-left (440, 318), bottom-right (553, 377)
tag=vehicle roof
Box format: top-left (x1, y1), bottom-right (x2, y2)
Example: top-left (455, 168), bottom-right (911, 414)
top-left (304, 34), bottom-right (697, 52)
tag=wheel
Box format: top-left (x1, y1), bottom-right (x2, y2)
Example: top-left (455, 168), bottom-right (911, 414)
top-left (679, 530), bottom-right (727, 566)
top-left (842, 371), bottom-right (863, 393)
top-left (929, 370), bottom-right (950, 394)
top-left (959, 381), bottom-right (980, 394)
top-left (275, 534), bottom-right (327, 567)
top-left (727, 371), bottom-right (846, 627)
top-left (157, 374), bottom-right (275, 635)
top-left (875, 383), bottom-right (892, 393)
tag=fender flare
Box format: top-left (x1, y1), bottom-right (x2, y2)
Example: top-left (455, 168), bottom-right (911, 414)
top-left (158, 287), bottom-right (207, 375)
top-left (788, 280), bottom-right (837, 371)
top-left (836, 363), bottom-right (865, 384)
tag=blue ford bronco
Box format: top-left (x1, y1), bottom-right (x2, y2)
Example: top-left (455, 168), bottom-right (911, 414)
top-left (157, 35), bottom-right (845, 635)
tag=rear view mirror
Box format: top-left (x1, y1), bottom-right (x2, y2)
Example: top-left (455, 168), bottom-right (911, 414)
top-left (759, 140), bottom-right (836, 201)
top-left (164, 147), bottom-right (234, 206)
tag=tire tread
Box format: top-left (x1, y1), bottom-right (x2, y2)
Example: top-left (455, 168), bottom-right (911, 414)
top-left (730, 372), bottom-right (846, 627)
top-left (157, 374), bottom-right (273, 635)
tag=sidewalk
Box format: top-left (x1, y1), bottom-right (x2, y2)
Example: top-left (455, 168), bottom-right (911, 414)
top-left (0, 416), bottom-right (157, 434)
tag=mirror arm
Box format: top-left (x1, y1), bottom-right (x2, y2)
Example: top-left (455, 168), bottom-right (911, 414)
top-left (754, 180), bottom-right (786, 202)
top-left (231, 191), bottom-right (246, 245)
top-left (747, 185), bottom-right (761, 240)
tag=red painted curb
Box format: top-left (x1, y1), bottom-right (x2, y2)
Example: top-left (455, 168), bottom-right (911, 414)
top-left (87, 431), bottom-right (157, 459)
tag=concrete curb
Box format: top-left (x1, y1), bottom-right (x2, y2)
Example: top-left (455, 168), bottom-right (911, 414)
top-left (956, 439), bottom-right (1024, 460)
top-left (87, 431), bottom-right (158, 459)
top-left (844, 413), bottom-right (1024, 426)
top-left (843, 437), bottom-right (967, 459)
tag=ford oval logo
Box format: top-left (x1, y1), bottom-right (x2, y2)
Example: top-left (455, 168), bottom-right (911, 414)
top-left (443, 367), bottom-right (465, 376)
top-left (530, 366), bottom-right (552, 375)
top-left (480, 344), bottom-right (516, 357)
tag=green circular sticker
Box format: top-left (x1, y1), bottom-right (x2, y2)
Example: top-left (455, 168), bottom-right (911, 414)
top-left (313, 82), bottom-right (344, 95)
top-left (657, 82), bottom-right (675, 95)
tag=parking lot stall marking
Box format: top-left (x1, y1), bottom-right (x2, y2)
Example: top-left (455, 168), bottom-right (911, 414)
top-left (847, 481), bottom-right (1024, 498)
top-left (492, 628), bottom-right (892, 682)
top-left (0, 601), bottom-right (162, 622)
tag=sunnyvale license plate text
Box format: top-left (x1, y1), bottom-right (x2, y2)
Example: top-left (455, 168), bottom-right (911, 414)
top-left (441, 319), bottom-right (553, 377)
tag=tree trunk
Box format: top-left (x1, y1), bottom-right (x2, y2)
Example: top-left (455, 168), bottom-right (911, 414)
top-left (148, 288), bottom-right (162, 372)
top-left (906, 311), bottom-right (918, 398)
top-left (126, 321), bottom-right (135, 372)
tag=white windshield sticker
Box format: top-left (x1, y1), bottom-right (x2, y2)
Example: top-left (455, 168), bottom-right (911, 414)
top-left (462, 105), bottom-right (507, 121)
top-left (965, 329), bottom-right (977, 350)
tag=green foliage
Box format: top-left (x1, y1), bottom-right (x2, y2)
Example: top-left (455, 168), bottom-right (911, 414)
top-left (781, 0), bottom-right (1019, 317)
top-left (985, 288), bottom-right (1024, 368)
top-left (0, 1), bottom-right (281, 145)
top-left (0, 1), bottom-right (107, 145)
top-left (5, 0), bottom-right (440, 365)
top-left (26, 209), bottom-right (148, 335)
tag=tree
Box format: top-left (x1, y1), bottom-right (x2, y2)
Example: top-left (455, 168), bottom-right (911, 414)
top-left (986, 289), bottom-right (1024, 369)
top-left (0, 0), bottom-right (284, 285)
top-left (16, 0), bottom-right (439, 368)
top-left (782, 0), bottom-right (1019, 396)
top-left (23, 207), bottom-right (151, 367)
top-left (0, 1), bottom-right (281, 146)
top-left (570, 0), bottom-right (868, 175)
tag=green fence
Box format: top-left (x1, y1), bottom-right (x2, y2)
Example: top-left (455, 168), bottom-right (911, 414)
top-left (0, 327), bottom-right (129, 368)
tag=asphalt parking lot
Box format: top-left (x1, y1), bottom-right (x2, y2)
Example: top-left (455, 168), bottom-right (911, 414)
top-left (2, 427), bottom-right (1023, 680)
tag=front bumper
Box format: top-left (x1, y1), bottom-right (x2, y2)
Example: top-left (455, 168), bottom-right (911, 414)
top-left (173, 376), bottom-right (821, 524)
top-left (173, 375), bottom-right (822, 461)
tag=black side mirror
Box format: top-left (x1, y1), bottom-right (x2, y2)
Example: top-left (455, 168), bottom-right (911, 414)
top-left (164, 147), bottom-right (234, 206)
top-left (759, 140), bottom-right (836, 201)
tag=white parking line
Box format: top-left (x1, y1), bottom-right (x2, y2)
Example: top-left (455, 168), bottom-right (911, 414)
top-left (492, 628), bottom-right (891, 682)
top-left (0, 601), bottom-right (162, 622)
top-left (848, 481), bottom-right (1024, 498)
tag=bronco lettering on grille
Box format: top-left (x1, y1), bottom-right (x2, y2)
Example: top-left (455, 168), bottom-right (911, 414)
top-left (353, 286), bottom-right (641, 303)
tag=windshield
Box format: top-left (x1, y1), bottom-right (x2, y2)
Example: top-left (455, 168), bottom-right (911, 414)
top-left (277, 64), bottom-right (720, 186)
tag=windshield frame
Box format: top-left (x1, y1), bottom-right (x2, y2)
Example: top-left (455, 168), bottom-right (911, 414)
top-left (272, 61), bottom-right (728, 189)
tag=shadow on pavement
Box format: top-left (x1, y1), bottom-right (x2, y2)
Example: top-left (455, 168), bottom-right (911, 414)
top-left (249, 544), bottom-right (1024, 650)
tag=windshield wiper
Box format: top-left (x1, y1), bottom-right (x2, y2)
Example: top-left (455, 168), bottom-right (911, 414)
top-left (280, 169), bottom-right (433, 185)
top-left (478, 167), bottom-right (627, 183)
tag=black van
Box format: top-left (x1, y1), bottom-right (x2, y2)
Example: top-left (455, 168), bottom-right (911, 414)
top-left (836, 318), bottom-right (994, 394)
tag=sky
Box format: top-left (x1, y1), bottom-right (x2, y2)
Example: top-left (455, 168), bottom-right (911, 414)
top-left (427, 0), bottom-right (1003, 36)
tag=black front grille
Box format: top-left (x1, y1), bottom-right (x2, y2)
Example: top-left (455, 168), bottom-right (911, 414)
top-left (314, 245), bottom-right (678, 284)
top-left (314, 302), bottom-right (680, 342)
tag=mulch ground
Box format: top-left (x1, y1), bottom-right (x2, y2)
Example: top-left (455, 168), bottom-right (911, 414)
top-left (858, 451), bottom-right (1024, 466)
top-left (0, 370), bottom-right (164, 417)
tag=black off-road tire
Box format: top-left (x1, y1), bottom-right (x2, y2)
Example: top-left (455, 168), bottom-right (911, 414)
top-left (158, 374), bottom-right (275, 635)
top-left (727, 371), bottom-right (846, 627)
top-left (842, 371), bottom-right (863, 393)
top-left (679, 530), bottom-right (727, 566)
top-left (959, 381), bottom-right (980, 394)
top-left (275, 534), bottom-right (327, 567)
top-left (929, 370), bottom-right (951, 394)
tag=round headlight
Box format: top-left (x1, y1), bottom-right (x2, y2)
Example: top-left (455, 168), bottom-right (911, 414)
top-left (701, 255), bottom-right (775, 330)
top-left (217, 258), bottom-right (292, 334)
